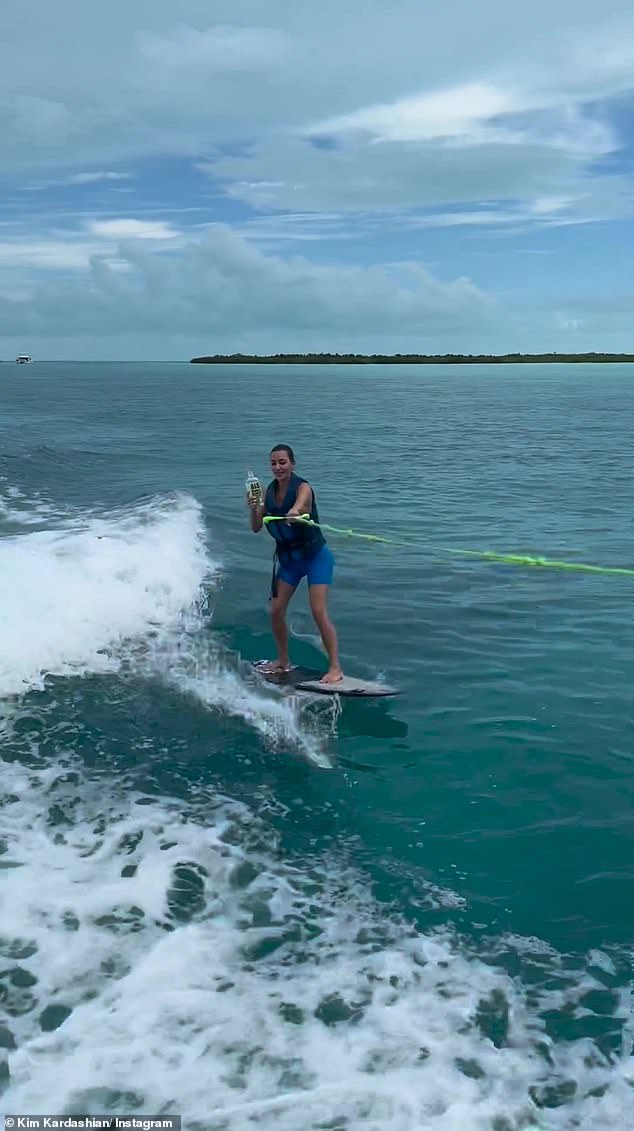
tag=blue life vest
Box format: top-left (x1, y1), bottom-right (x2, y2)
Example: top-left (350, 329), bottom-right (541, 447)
top-left (264, 472), bottom-right (326, 563)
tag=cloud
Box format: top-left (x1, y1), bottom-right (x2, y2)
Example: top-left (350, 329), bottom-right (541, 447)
top-left (2, 218), bottom-right (631, 358)
top-left (68, 172), bottom-right (134, 185)
top-left (529, 196), bottom-right (575, 216)
top-left (138, 24), bottom-right (289, 68)
top-left (206, 73), bottom-right (620, 220)
top-left (312, 83), bottom-right (519, 144)
top-left (1, 0), bottom-right (633, 185)
top-left (0, 239), bottom-right (108, 272)
top-left (0, 219), bottom-right (180, 275)
top-left (555, 314), bottom-right (582, 331)
top-left (0, 224), bottom-right (496, 343)
top-left (201, 133), bottom-right (588, 217)
top-left (311, 86), bottom-right (616, 161)
top-left (3, 0), bottom-right (634, 354)
top-left (11, 95), bottom-right (72, 140)
top-left (87, 219), bottom-right (178, 240)
top-left (21, 171), bottom-right (136, 191)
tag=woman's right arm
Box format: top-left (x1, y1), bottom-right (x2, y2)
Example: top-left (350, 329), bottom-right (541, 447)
top-left (247, 495), bottom-right (264, 533)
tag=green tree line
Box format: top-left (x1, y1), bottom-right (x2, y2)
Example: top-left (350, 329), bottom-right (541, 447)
top-left (191, 352), bottom-right (634, 365)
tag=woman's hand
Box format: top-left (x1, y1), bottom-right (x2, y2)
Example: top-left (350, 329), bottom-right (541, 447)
top-left (247, 494), bottom-right (264, 532)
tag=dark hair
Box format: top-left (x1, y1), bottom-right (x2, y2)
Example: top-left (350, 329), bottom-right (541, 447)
top-left (270, 444), bottom-right (295, 462)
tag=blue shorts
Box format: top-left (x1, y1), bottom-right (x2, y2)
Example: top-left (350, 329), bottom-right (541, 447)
top-left (275, 544), bottom-right (335, 590)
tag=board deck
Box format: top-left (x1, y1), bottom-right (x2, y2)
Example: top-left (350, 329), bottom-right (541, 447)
top-left (252, 661), bottom-right (400, 698)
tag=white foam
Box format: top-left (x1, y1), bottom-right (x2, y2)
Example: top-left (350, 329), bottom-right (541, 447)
top-left (0, 494), bottom-right (213, 697)
top-left (0, 490), bottom-right (333, 764)
top-left (1, 760), bottom-right (632, 1130)
top-left (153, 652), bottom-right (334, 769)
top-left (0, 482), bottom-right (63, 526)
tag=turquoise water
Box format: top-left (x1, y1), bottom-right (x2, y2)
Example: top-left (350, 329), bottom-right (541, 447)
top-left (0, 361), bottom-right (632, 1128)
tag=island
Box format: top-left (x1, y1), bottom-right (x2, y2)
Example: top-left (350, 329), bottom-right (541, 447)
top-left (191, 352), bottom-right (634, 365)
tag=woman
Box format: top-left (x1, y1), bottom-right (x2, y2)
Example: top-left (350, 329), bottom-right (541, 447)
top-left (247, 444), bottom-right (343, 684)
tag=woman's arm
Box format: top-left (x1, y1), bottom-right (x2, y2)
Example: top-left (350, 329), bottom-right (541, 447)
top-left (286, 482), bottom-right (313, 520)
top-left (247, 494), bottom-right (264, 532)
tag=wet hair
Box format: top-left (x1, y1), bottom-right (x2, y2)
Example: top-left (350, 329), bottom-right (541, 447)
top-left (270, 444), bottom-right (295, 462)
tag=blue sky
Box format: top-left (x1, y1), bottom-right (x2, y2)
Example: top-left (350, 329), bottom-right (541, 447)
top-left (2, 0), bottom-right (634, 359)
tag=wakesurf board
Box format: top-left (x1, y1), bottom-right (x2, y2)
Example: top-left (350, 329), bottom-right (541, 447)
top-left (252, 661), bottom-right (400, 698)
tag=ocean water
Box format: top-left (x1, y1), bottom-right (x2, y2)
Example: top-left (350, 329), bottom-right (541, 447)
top-left (0, 360), bottom-right (633, 1130)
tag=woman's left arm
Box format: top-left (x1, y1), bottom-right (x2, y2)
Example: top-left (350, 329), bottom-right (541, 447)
top-left (286, 482), bottom-right (313, 520)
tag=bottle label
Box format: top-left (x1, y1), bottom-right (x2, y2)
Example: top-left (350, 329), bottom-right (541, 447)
top-left (246, 475), bottom-right (262, 502)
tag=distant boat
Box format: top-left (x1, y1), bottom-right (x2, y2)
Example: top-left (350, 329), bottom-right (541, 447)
top-left (16, 355), bottom-right (32, 364)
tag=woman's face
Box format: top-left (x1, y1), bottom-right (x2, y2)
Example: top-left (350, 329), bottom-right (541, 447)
top-left (270, 450), bottom-right (294, 480)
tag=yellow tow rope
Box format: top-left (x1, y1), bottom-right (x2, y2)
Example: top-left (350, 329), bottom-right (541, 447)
top-left (263, 515), bottom-right (634, 578)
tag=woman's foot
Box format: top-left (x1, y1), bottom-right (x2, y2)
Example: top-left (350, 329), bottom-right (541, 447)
top-left (320, 667), bottom-right (343, 684)
top-left (257, 659), bottom-right (295, 674)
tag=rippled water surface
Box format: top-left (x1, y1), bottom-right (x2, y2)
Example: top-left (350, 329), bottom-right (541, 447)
top-left (0, 361), bottom-right (632, 1129)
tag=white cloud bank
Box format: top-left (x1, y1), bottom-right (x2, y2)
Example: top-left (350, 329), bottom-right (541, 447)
top-left (2, 219), bottom-right (628, 360)
top-left (0, 224), bottom-right (496, 346)
top-left (0, 220), bottom-right (180, 273)
top-left (2, 0), bottom-right (634, 207)
top-left (3, 0), bottom-right (634, 354)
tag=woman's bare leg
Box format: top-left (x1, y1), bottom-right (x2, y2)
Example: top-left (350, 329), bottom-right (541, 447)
top-left (309, 584), bottom-right (343, 683)
top-left (264, 579), bottom-right (297, 670)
